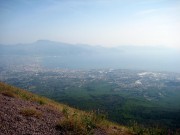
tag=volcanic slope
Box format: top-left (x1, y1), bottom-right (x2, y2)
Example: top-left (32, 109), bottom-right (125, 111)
top-left (0, 82), bottom-right (132, 135)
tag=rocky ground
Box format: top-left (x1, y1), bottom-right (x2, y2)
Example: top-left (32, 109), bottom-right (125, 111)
top-left (0, 93), bottom-right (109, 135)
top-left (0, 93), bottom-right (64, 135)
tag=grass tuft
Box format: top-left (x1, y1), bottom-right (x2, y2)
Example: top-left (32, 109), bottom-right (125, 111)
top-left (20, 108), bottom-right (42, 118)
top-left (2, 91), bottom-right (16, 98)
top-left (56, 107), bottom-right (110, 135)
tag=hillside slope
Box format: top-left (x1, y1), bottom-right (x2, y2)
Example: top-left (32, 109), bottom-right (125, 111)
top-left (0, 82), bottom-right (132, 135)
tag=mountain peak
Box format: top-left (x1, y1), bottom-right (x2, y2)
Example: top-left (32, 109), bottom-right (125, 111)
top-left (36, 39), bottom-right (55, 44)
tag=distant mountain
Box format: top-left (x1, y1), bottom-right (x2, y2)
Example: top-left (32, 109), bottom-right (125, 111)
top-left (0, 40), bottom-right (98, 56)
top-left (0, 40), bottom-right (180, 72)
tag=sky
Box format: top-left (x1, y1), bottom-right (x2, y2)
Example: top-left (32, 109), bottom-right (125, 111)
top-left (0, 0), bottom-right (180, 48)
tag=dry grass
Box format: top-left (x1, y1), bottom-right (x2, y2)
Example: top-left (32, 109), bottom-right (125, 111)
top-left (20, 108), bottom-right (42, 118)
top-left (2, 91), bottom-right (16, 98)
top-left (56, 118), bottom-right (88, 135)
top-left (55, 107), bottom-right (129, 135)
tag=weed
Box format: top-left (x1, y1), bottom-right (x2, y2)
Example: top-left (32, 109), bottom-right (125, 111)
top-left (129, 121), bottom-right (169, 135)
top-left (21, 93), bottom-right (31, 100)
top-left (62, 107), bottom-right (69, 119)
top-left (56, 119), bottom-right (87, 135)
top-left (56, 110), bottom-right (97, 134)
top-left (94, 110), bottom-right (107, 123)
top-left (37, 99), bottom-right (46, 105)
top-left (81, 113), bottom-right (97, 133)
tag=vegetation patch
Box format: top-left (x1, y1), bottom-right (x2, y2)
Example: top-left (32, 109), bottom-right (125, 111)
top-left (129, 121), bottom-right (180, 135)
top-left (20, 108), bottom-right (42, 118)
top-left (56, 107), bottom-right (110, 135)
top-left (56, 119), bottom-right (88, 135)
top-left (2, 91), bottom-right (16, 98)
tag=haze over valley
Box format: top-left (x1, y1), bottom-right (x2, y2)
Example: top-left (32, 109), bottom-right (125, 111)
top-left (0, 40), bottom-right (180, 72)
top-left (0, 0), bottom-right (180, 134)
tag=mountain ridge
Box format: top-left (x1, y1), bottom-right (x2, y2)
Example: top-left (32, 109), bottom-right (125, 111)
top-left (0, 40), bottom-right (180, 72)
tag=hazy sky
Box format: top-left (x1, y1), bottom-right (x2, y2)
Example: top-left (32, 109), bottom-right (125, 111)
top-left (0, 0), bottom-right (180, 48)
